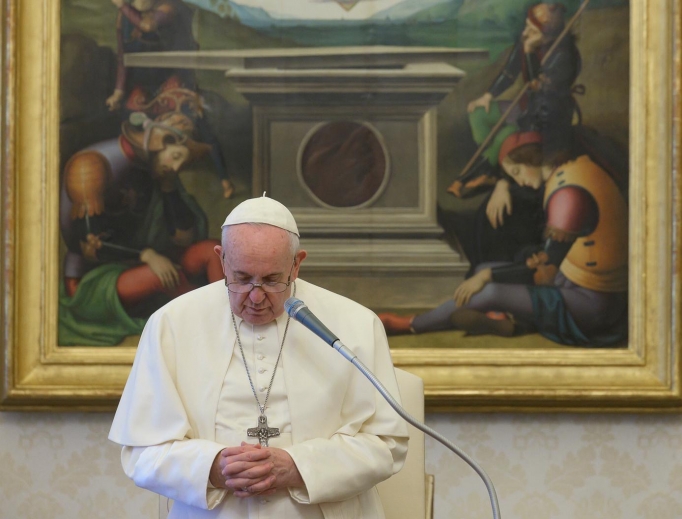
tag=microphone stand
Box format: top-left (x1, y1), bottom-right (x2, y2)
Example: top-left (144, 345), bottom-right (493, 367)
top-left (331, 340), bottom-right (501, 519)
top-left (284, 297), bottom-right (501, 518)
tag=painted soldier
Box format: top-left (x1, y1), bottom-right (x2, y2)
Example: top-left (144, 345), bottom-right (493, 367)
top-left (59, 92), bottom-right (224, 345)
top-left (449, 3), bottom-right (583, 276)
top-left (381, 131), bottom-right (628, 347)
top-left (461, 2), bottom-right (582, 190)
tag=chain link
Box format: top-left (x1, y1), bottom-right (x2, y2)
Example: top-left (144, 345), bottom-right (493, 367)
top-left (229, 282), bottom-right (296, 416)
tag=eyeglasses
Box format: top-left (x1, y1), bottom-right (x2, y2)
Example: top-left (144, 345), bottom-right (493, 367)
top-left (224, 260), bottom-right (296, 294)
top-left (225, 280), bottom-right (291, 294)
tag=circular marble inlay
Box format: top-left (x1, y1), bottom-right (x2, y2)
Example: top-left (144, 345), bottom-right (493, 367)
top-left (298, 121), bottom-right (390, 209)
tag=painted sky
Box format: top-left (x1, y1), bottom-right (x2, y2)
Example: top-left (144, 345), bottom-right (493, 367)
top-left (231, 0), bottom-right (406, 20)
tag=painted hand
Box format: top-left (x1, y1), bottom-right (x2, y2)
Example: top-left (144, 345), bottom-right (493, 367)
top-left (140, 248), bottom-right (181, 289)
top-left (80, 233), bottom-right (103, 261)
top-left (467, 92), bottom-right (493, 114)
top-left (221, 179), bottom-right (235, 199)
top-left (454, 268), bottom-right (492, 307)
top-left (522, 27), bottom-right (544, 53)
top-left (105, 89), bottom-right (124, 111)
top-left (526, 252), bottom-right (558, 286)
top-left (525, 251), bottom-right (549, 270)
top-left (486, 179), bottom-right (512, 229)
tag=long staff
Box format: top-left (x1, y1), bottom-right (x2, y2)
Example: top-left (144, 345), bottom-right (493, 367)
top-left (453, 0), bottom-right (591, 184)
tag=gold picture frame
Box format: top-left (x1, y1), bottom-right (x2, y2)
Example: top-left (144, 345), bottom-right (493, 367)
top-left (1, 0), bottom-right (680, 411)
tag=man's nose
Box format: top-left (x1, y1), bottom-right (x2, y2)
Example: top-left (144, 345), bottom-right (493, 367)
top-left (249, 286), bottom-right (267, 303)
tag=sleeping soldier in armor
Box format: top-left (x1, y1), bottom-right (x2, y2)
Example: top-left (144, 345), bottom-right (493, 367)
top-left (449, 3), bottom-right (583, 276)
top-left (381, 131), bottom-right (628, 347)
top-left (59, 108), bottom-right (224, 346)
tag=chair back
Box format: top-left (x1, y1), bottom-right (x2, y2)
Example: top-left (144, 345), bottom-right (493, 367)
top-left (377, 368), bottom-right (427, 519)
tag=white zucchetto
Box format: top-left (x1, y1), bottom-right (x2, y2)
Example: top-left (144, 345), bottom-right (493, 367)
top-left (221, 194), bottom-right (299, 236)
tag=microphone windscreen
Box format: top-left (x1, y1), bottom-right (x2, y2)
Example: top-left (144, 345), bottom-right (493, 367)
top-left (285, 297), bottom-right (305, 317)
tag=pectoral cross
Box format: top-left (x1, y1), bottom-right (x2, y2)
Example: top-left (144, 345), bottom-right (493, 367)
top-left (247, 414), bottom-right (280, 447)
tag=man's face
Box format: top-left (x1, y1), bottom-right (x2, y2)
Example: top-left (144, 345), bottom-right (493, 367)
top-left (215, 224), bottom-right (307, 326)
top-left (522, 18), bottom-right (545, 51)
top-left (152, 143), bottom-right (190, 179)
top-left (501, 156), bottom-right (544, 190)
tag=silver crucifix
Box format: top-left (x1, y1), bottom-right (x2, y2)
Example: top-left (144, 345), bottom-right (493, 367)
top-left (247, 414), bottom-right (280, 447)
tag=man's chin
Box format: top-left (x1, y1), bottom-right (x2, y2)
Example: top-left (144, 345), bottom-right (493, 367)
top-left (241, 307), bottom-right (274, 325)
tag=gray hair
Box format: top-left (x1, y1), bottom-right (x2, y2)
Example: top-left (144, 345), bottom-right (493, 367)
top-left (221, 223), bottom-right (300, 258)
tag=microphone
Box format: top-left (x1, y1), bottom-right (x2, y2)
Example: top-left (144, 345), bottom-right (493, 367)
top-left (284, 297), bottom-right (340, 347)
top-left (284, 296), bottom-right (501, 519)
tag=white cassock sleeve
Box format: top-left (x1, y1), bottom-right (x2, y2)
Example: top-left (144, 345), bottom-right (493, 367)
top-left (121, 442), bottom-right (227, 510)
top-left (109, 309), bottom-right (229, 510)
top-left (283, 315), bottom-right (408, 505)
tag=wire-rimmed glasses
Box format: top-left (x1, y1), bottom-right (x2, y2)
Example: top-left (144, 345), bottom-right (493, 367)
top-left (225, 280), bottom-right (291, 294)
top-left (224, 260), bottom-right (296, 294)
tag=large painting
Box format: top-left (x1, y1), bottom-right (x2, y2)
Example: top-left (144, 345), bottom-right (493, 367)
top-left (1, 0), bottom-right (680, 411)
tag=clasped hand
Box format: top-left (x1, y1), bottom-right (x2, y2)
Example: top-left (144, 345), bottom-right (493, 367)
top-left (210, 442), bottom-right (303, 498)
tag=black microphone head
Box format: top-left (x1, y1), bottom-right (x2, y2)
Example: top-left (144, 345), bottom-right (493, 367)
top-left (285, 297), bottom-right (305, 317)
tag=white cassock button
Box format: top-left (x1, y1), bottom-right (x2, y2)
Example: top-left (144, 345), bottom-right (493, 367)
top-left (259, 386), bottom-right (266, 392)
top-left (257, 335), bottom-right (265, 341)
top-left (257, 354), bottom-right (265, 360)
top-left (258, 368), bottom-right (266, 374)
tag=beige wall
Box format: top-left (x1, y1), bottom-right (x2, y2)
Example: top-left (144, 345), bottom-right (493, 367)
top-left (425, 414), bottom-right (682, 519)
top-left (1, 412), bottom-right (681, 519)
top-left (0, 413), bottom-right (157, 519)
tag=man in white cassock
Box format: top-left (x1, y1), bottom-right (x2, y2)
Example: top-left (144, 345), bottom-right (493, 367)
top-left (109, 195), bottom-right (409, 518)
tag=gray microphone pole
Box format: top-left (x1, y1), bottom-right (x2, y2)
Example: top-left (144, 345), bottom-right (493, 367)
top-left (285, 297), bottom-right (501, 519)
